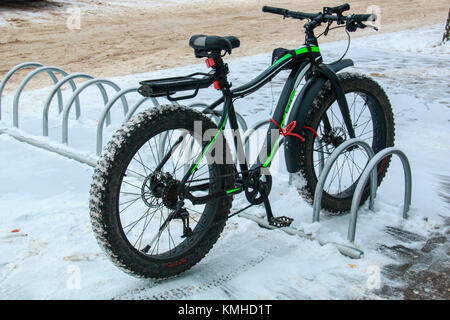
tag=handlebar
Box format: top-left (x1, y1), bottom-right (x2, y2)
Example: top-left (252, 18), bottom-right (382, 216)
top-left (262, 4), bottom-right (376, 32)
top-left (262, 6), bottom-right (317, 20)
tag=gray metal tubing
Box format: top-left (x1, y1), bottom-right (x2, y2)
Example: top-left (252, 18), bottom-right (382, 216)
top-left (62, 79), bottom-right (129, 144)
top-left (189, 103), bottom-right (220, 123)
top-left (313, 139), bottom-right (377, 223)
top-left (348, 147), bottom-right (412, 242)
top-left (184, 136), bottom-right (196, 175)
top-left (0, 62), bottom-right (45, 120)
top-left (124, 96), bottom-right (159, 122)
top-left (12, 66), bottom-right (72, 128)
top-left (243, 119), bottom-right (270, 163)
top-left (42, 73), bottom-right (113, 136)
top-left (95, 86), bottom-right (136, 154)
top-left (188, 102), bottom-right (248, 132)
top-left (158, 131), bottom-right (169, 164)
top-left (1, 126), bottom-right (98, 167)
top-left (235, 112), bottom-right (248, 133)
top-left (96, 87), bottom-right (156, 155)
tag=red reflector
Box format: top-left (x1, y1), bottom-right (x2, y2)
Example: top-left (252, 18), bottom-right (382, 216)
top-left (205, 58), bottom-right (215, 68)
top-left (214, 81), bottom-right (221, 90)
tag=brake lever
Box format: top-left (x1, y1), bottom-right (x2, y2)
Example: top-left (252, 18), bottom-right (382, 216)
top-left (360, 21), bottom-right (379, 31)
top-left (366, 24), bottom-right (379, 31)
top-left (347, 20), bottom-right (379, 32)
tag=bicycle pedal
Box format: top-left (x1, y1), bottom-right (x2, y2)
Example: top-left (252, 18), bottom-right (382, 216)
top-left (269, 216), bottom-right (294, 228)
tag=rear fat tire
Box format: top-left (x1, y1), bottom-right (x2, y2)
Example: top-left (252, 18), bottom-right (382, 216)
top-left (89, 105), bottom-right (235, 279)
top-left (297, 72), bottom-right (395, 213)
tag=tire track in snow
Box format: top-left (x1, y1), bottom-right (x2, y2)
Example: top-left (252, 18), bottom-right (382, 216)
top-left (112, 240), bottom-right (279, 300)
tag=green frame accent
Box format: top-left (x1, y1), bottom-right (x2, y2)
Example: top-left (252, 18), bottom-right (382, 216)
top-left (263, 87), bottom-right (297, 168)
top-left (271, 46), bottom-right (320, 68)
top-left (191, 109), bottom-right (229, 173)
top-left (226, 187), bottom-right (242, 194)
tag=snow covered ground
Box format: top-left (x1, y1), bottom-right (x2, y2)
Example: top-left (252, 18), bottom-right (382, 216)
top-left (0, 24), bottom-right (448, 299)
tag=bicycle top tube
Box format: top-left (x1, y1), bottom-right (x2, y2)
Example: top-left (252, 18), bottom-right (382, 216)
top-left (203, 44), bottom-right (320, 114)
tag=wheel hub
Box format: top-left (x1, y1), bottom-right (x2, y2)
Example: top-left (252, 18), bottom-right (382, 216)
top-left (142, 172), bottom-right (179, 209)
top-left (322, 126), bottom-right (348, 150)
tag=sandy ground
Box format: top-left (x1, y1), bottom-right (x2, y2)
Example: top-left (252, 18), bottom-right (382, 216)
top-left (0, 0), bottom-right (448, 92)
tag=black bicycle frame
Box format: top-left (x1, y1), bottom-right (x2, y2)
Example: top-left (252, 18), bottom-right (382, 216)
top-left (175, 43), bottom-right (355, 203)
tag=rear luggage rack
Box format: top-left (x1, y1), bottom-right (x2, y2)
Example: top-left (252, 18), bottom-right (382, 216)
top-left (138, 71), bottom-right (217, 101)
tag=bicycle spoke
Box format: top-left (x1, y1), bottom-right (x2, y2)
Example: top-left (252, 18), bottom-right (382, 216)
top-left (119, 196), bottom-right (142, 214)
top-left (124, 207), bottom-right (156, 235)
top-left (122, 180), bottom-right (143, 190)
top-left (134, 151), bottom-right (152, 176)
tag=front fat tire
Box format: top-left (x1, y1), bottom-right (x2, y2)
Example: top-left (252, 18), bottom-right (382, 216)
top-left (89, 105), bottom-right (235, 279)
top-left (297, 72), bottom-right (395, 214)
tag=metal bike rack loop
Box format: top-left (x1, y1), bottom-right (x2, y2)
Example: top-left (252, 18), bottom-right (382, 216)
top-left (348, 147), bottom-right (411, 242)
top-left (0, 62), bottom-right (46, 121)
top-left (313, 138), bottom-right (377, 223)
top-left (96, 87), bottom-right (159, 156)
top-left (188, 102), bottom-right (249, 133)
top-left (124, 95), bottom-right (160, 122)
top-left (62, 78), bottom-right (129, 144)
top-left (12, 66), bottom-right (81, 128)
top-left (0, 62), bottom-right (165, 166)
top-left (43, 73), bottom-right (112, 136)
top-left (243, 119), bottom-right (270, 159)
top-left (312, 139), bottom-right (411, 245)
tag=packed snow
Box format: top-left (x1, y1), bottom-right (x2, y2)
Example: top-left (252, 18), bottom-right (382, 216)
top-left (0, 24), bottom-right (448, 299)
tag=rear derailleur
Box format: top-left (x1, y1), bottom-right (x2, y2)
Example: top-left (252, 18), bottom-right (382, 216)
top-left (146, 171), bottom-right (193, 238)
top-left (173, 208), bottom-right (193, 238)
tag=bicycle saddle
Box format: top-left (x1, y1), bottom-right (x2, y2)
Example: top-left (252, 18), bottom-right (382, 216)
top-left (189, 35), bottom-right (240, 55)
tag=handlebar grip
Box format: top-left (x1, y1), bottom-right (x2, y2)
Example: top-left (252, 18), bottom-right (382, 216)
top-left (352, 13), bottom-right (377, 22)
top-left (336, 3), bottom-right (350, 12)
top-left (325, 3), bottom-right (350, 14)
top-left (262, 6), bottom-right (287, 16)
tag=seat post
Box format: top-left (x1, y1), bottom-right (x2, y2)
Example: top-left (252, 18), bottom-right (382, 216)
top-left (204, 51), bottom-right (231, 94)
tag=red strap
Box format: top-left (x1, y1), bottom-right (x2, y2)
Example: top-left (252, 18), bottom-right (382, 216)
top-left (269, 119), bottom-right (319, 142)
top-left (270, 119), bottom-right (305, 142)
top-left (303, 125), bottom-right (319, 138)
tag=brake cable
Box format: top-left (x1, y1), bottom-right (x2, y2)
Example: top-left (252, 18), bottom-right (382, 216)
top-left (316, 24), bottom-right (351, 65)
top-left (332, 28), bottom-right (351, 64)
